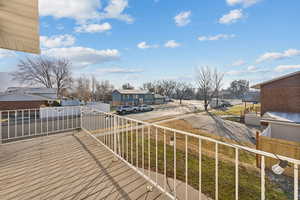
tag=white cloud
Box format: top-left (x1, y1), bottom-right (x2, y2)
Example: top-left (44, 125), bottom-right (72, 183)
top-left (39, 0), bottom-right (101, 22)
top-left (40, 35), bottom-right (76, 48)
top-left (39, 0), bottom-right (133, 23)
top-left (219, 9), bottom-right (243, 24)
top-left (174, 11), bottom-right (191, 27)
top-left (227, 70), bottom-right (243, 75)
top-left (247, 65), bottom-right (257, 71)
top-left (227, 65), bottom-right (268, 75)
top-left (164, 40), bottom-right (181, 48)
top-left (232, 59), bottom-right (246, 66)
top-left (198, 34), bottom-right (235, 41)
top-left (100, 0), bottom-right (133, 23)
top-left (137, 42), bottom-right (159, 49)
top-left (0, 49), bottom-right (15, 59)
top-left (96, 67), bottom-right (143, 74)
top-left (43, 47), bottom-right (120, 67)
top-left (226, 0), bottom-right (261, 7)
top-left (75, 22), bottom-right (112, 33)
top-left (256, 49), bottom-right (300, 63)
top-left (274, 64), bottom-right (300, 72)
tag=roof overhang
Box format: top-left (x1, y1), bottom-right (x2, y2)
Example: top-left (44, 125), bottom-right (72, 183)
top-left (0, 0), bottom-right (40, 54)
top-left (261, 112), bottom-right (300, 127)
top-left (251, 70), bottom-right (300, 89)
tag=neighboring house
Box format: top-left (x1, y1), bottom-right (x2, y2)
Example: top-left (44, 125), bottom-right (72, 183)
top-left (242, 91), bottom-right (260, 104)
top-left (61, 99), bottom-right (83, 107)
top-left (112, 89), bottom-right (154, 106)
top-left (219, 90), bottom-right (232, 99)
top-left (252, 71), bottom-right (300, 142)
top-left (0, 93), bottom-right (50, 110)
top-left (154, 94), bottom-right (165, 104)
top-left (6, 87), bottom-right (58, 99)
top-left (0, 87), bottom-right (58, 111)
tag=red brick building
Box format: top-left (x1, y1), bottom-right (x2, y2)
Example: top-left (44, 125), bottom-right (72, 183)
top-left (252, 71), bottom-right (300, 115)
top-left (252, 71), bottom-right (300, 142)
top-left (0, 93), bottom-right (49, 111)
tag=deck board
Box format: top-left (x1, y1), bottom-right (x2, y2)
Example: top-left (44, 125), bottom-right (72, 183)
top-left (0, 132), bottom-right (167, 200)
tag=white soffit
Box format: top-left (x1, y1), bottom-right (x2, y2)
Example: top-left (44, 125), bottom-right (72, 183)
top-left (0, 0), bottom-right (40, 54)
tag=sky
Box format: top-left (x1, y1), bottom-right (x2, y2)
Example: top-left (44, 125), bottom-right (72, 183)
top-left (1, 0), bottom-right (300, 91)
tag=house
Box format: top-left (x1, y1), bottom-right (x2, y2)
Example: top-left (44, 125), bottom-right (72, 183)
top-left (0, 93), bottom-right (51, 110)
top-left (6, 87), bottom-right (58, 99)
top-left (112, 89), bottom-right (154, 106)
top-left (242, 91), bottom-right (260, 104)
top-left (154, 94), bottom-right (166, 104)
top-left (0, 87), bottom-right (58, 111)
top-left (251, 71), bottom-right (300, 142)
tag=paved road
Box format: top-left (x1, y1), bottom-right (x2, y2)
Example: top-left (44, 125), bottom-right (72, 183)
top-left (125, 99), bottom-right (242, 122)
top-left (126, 102), bottom-right (202, 121)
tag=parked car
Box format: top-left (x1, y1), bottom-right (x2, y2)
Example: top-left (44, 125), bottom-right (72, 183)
top-left (116, 106), bottom-right (134, 115)
top-left (138, 104), bottom-right (154, 112)
top-left (132, 105), bottom-right (140, 113)
top-left (210, 98), bottom-right (232, 108)
top-left (221, 100), bottom-right (232, 107)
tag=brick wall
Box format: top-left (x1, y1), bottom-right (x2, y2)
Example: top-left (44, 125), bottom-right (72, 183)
top-left (261, 73), bottom-right (300, 115)
top-left (0, 101), bottom-right (47, 111)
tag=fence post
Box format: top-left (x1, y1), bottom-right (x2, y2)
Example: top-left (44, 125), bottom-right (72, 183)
top-left (256, 131), bottom-right (260, 168)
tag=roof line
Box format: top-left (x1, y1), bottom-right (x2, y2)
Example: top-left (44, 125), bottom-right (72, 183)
top-left (251, 70), bottom-right (300, 89)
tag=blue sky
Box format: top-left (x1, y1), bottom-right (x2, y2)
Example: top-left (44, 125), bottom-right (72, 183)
top-left (1, 0), bottom-right (300, 90)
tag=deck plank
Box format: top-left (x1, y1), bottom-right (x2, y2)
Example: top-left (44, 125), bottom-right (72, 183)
top-left (0, 132), bottom-right (167, 200)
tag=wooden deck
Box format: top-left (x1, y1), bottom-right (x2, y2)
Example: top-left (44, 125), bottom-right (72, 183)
top-left (0, 132), bottom-right (167, 200)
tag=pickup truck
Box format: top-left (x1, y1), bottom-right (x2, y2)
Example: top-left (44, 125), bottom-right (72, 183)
top-left (116, 106), bottom-right (134, 115)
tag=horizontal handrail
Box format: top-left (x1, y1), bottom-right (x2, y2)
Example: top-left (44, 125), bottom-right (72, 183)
top-left (82, 107), bottom-right (299, 200)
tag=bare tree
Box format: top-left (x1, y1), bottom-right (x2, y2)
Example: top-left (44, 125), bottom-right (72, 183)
top-left (95, 80), bottom-right (114, 103)
top-left (141, 80), bottom-right (177, 97)
top-left (72, 76), bottom-right (91, 102)
top-left (211, 68), bottom-right (224, 106)
top-left (174, 82), bottom-right (194, 104)
top-left (228, 80), bottom-right (249, 98)
top-left (141, 82), bottom-right (156, 93)
top-left (12, 56), bottom-right (73, 97)
top-left (161, 80), bottom-right (177, 97)
top-left (12, 57), bottom-right (54, 88)
top-left (52, 58), bottom-right (72, 97)
top-left (122, 83), bottom-right (134, 90)
top-left (196, 67), bottom-right (212, 111)
top-left (91, 76), bottom-right (97, 101)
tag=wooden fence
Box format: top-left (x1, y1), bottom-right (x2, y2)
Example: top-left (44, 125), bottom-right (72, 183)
top-left (257, 134), bottom-right (300, 176)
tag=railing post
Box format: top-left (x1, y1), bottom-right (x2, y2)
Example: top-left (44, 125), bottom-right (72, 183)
top-left (80, 106), bottom-right (83, 130)
top-left (114, 115), bottom-right (117, 153)
top-left (256, 131), bottom-right (260, 168)
top-left (0, 111), bottom-right (2, 144)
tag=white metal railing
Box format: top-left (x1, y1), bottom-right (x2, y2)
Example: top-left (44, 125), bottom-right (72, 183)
top-left (1, 106), bottom-right (299, 199)
top-left (81, 107), bottom-right (300, 200)
top-left (0, 106), bottom-right (81, 143)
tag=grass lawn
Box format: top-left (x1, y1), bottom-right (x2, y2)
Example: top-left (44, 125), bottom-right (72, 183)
top-left (211, 104), bottom-right (261, 116)
top-left (114, 130), bottom-right (288, 200)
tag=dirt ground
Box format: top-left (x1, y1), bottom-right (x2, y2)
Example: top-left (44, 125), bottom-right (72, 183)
top-left (126, 100), bottom-right (258, 145)
top-left (183, 112), bottom-right (259, 144)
